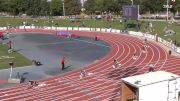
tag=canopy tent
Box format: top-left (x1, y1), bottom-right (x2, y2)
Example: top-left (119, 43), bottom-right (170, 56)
top-left (121, 71), bottom-right (180, 101)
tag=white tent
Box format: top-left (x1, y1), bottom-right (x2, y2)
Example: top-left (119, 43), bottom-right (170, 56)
top-left (121, 71), bottom-right (180, 101)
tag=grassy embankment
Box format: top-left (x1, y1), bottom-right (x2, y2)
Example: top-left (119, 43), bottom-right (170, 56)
top-left (0, 18), bottom-right (179, 69)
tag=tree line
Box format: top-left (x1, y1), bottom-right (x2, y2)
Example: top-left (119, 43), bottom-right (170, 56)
top-left (0, 0), bottom-right (180, 16)
top-left (84, 0), bottom-right (180, 15)
top-left (0, 0), bottom-right (81, 16)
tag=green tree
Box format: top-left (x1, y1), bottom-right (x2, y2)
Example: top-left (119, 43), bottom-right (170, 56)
top-left (0, 0), bottom-right (180, 16)
top-left (50, 0), bottom-right (63, 16)
top-left (26, 0), bottom-right (49, 16)
top-left (84, 0), bottom-right (96, 14)
top-left (0, 0), bottom-right (12, 12)
top-left (64, 0), bottom-right (82, 15)
top-left (171, 0), bottom-right (180, 14)
top-left (94, 0), bottom-right (104, 12)
top-left (103, 0), bottom-right (119, 14)
top-left (10, 0), bottom-right (19, 15)
top-left (141, 0), bottom-right (165, 13)
top-left (16, 0), bottom-right (29, 14)
top-left (39, 0), bottom-right (50, 16)
top-left (84, 0), bottom-right (104, 14)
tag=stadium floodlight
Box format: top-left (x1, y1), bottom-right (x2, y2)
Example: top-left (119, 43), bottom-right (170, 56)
top-left (131, 0), bottom-right (133, 5)
top-left (166, 0), bottom-right (169, 21)
top-left (62, 0), bottom-right (65, 17)
top-left (164, 0), bottom-right (174, 21)
top-left (9, 62), bottom-right (14, 79)
top-left (8, 62), bottom-right (21, 84)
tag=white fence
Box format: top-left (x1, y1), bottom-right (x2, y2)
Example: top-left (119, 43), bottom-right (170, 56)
top-left (1, 26), bottom-right (180, 54)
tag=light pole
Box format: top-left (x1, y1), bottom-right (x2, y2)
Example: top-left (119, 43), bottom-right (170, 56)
top-left (62, 0), bottom-right (65, 17)
top-left (167, 0), bottom-right (169, 21)
top-left (82, 0), bottom-right (85, 7)
top-left (164, 0), bottom-right (173, 21)
top-left (131, 0), bottom-right (133, 5)
top-left (9, 62), bottom-right (14, 79)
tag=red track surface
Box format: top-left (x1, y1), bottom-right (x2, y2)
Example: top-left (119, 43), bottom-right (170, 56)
top-left (0, 29), bottom-right (180, 101)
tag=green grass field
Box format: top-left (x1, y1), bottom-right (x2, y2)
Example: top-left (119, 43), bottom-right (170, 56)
top-left (0, 18), bottom-right (179, 69)
top-left (0, 17), bottom-right (179, 43)
top-left (0, 43), bottom-right (32, 69)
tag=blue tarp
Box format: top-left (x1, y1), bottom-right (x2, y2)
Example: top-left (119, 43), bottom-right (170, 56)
top-left (56, 31), bottom-right (71, 35)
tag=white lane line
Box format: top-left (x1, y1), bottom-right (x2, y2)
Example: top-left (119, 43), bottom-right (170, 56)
top-left (37, 41), bottom-right (75, 46)
top-left (73, 38), bottom-right (110, 48)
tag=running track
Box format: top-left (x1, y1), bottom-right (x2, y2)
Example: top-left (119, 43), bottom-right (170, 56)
top-left (0, 29), bottom-right (180, 101)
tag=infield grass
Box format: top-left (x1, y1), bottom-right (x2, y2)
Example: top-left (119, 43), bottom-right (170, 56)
top-left (0, 43), bottom-right (32, 69)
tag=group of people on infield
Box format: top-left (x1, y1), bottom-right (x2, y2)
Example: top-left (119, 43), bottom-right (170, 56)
top-left (0, 31), bottom-right (13, 53)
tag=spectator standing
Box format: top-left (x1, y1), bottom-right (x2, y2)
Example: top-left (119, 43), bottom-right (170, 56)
top-left (155, 33), bottom-right (158, 42)
top-left (95, 36), bottom-right (98, 41)
top-left (8, 39), bottom-right (13, 53)
top-left (61, 56), bottom-right (65, 70)
top-left (148, 22), bottom-right (153, 32)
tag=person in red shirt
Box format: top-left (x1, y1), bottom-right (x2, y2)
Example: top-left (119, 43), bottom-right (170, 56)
top-left (95, 36), bottom-right (98, 41)
top-left (0, 32), bottom-right (4, 40)
top-left (61, 56), bottom-right (65, 70)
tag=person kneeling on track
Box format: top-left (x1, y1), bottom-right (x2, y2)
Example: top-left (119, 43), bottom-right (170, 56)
top-left (80, 69), bottom-right (93, 79)
top-left (132, 53), bottom-right (138, 60)
top-left (148, 64), bottom-right (154, 72)
top-left (95, 36), bottom-right (98, 41)
top-left (27, 80), bottom-right (38, 89)
top-left (80, 70), bottom-right (87, 79)
top-left (112, 59), bottom-right (121, 68)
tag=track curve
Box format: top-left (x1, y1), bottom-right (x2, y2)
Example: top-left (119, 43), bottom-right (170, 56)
top-left (0, 29), bottom-right (180, 101)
